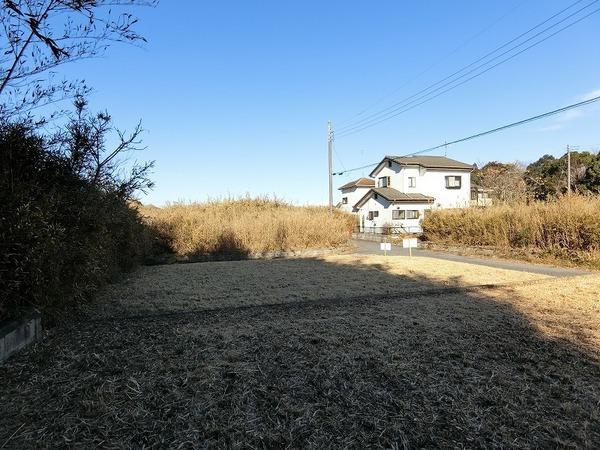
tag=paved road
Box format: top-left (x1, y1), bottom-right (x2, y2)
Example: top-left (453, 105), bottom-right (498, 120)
top-left (351, 239), bottom-right (589, 278)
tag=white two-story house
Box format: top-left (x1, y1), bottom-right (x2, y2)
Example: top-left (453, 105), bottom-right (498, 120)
top-left (340, 155), bottom-right (473, 233)
top-left (337, 177), bottom-right (375, 212)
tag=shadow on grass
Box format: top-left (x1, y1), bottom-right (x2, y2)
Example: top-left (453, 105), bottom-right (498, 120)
top-left (202, 229), bottom-right (251, 261)
top-left (146, 228), bottom-right (253, 264)
top-left (1, 256), bottom-right (599, 448)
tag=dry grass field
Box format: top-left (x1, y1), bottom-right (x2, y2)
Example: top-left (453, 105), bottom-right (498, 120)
top-left (140, 198), bottom-right (355, 257)
top-left (422, 195), bottom-right (600, 269)
top-left (89, 255), bottom-right (551, 317)
top-left (1, 255), bottom-right (599, 448)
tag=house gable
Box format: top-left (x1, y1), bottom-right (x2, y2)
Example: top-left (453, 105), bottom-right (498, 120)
top-left (370, 157), bottom-right (401, 178)
top-left (337, 177), bottom-right (375, 212)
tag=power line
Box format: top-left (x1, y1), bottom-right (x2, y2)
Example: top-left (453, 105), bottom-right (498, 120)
top-left (336, 0), bottom-right (597, 137)
top-left (336, 0), bottom-right (590, 133)
top-left (332, 93), bottom-right (600, 176)
top-left (336, 4), bottom-right (600, 139)
top-left (333, 142), bottom-right (346, 172)
top-left (337, 1), bottom-right (599, 138)
top-left (334, 0), bottom-right (528, 128)
top-left (337, 7), bottom-right (600, 140)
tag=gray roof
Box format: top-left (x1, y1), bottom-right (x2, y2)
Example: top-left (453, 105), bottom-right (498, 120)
top-left (372, 187), bottom-right (435, 202)
top-left (354, 187), bottom-right (434, 208)
top-left (387, 155), bottom-right (474, 170)
top-left (338, 177), bottom-right (375, 190)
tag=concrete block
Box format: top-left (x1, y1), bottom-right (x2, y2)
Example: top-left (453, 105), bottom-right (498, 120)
top-left (0, 312), bottom-right (42, 363)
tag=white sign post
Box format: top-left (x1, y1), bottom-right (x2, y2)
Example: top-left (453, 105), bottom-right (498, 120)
top-left (402, 238), bottom-right (418, 257)
top-left (380, 242), bottom-right (392, 256)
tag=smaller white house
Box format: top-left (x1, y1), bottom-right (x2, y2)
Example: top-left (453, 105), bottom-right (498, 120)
top-left (337, 177), bottom-right (375, 213)
top-left (338, 155), bottom-right (474, 233)
top-left (354, 188), bottom-right (434, 233)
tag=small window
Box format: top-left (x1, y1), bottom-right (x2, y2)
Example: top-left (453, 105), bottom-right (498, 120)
top-left (445, 175), bottom-right (462, 189)
top-left (407, 210), bottom-right (420, 219)
top-left (342, 197), bottom-right (348, 204)
top-left (378, 176), bottom-right (390, 188)
top-left (392, 209), bottom-right (405, 220)
top-left (367, 211), bottom-right (379, 220)
top-left (408, 177), bottom-right (416, 188)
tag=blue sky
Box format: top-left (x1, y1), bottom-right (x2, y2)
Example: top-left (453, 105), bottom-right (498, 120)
top-left (62, 0), bottom-right (600, 205)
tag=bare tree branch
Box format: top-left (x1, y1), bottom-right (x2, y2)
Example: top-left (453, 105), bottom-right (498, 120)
top-left (0, 0), bottom-right (157, 119)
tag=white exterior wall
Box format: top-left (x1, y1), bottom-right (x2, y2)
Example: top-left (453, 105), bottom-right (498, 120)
top-left (372, 163), bottom-right (471, 209)
top-left (339, 186), bottom-right (372, 212)
top-left (419, 169), bottom-right (471, 209)
top-left (358, 195), bottom-right (432, 233)
top-left (373, 161), bottom-right (402, 188)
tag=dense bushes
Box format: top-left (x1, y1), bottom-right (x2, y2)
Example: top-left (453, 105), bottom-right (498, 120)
top-left (0, 116), bottom-right (353, 320)
top-left (0, 122), bottom-right (152, 321)
top-left (140, 198), bottom-right (355, 258)
top-left (422, 195), bottom-right (600, 267)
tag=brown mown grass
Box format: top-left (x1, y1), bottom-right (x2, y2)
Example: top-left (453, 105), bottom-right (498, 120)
top-left (422, 195), bottom-right (600, 269)
top-left (2, 256), bottom-right (599, 448)
top-left (139, 197), bottom-right (355, 257)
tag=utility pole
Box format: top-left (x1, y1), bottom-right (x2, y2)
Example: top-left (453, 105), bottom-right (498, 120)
top-left (567, 144), bottom-right (571, 195)
top-left (328, 121), bottom-right (334, 212)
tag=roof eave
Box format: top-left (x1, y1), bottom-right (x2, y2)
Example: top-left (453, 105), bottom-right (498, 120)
top-left (339, 177), bottom-right (375, 190)
top-left (369, 158), bottom-right (391, 177)
top-left (388, 156), bottom-right (474, 171)
top-left (353, 189), bottom-right (376, 209)
top-left (422, 165), bottom-right (473, 171)
top-left (389, 198), bottom-right (435, 203)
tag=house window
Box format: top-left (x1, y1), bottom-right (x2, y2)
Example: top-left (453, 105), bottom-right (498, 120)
top-left (445, 175), bottom-right (462, 189)
top-left (378, 176), bottom-right (390, 188)
top-left (342, 197), bottom-right (348, 204)
top-left (408, 177), bottom-right (416, 188)
top-left (392, 209), bottom-right (405, 220)
top-left (367, 211), bottom-right (379, 220)
top-left (407, 210), bottom-right (420, 219)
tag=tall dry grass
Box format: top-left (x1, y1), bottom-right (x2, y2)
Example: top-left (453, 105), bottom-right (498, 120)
top-left (422, 195), bottom-right (600, 268)
top-left (140, 197), bottom-right (355, 257)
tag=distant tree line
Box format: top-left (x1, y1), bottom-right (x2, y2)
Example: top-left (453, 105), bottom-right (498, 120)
top-left (472, 150), bottom-right (600, 203)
